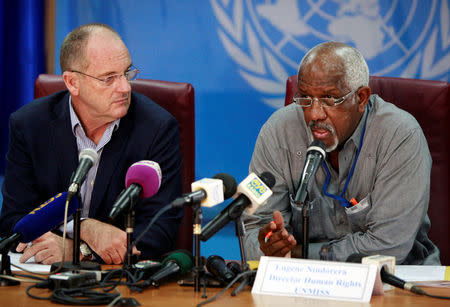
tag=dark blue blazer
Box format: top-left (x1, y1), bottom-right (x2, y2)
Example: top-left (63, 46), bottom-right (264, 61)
top-left (0, 90), bottom-right (183, 260)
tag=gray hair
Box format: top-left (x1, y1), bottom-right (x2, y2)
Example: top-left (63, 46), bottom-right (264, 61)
top-left (60, 23), bottom-right (120, 72)
top-left (298, 42), bottom-right (369, 90)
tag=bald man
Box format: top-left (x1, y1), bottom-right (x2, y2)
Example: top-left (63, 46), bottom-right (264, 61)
top-left (0, 23), bottom-right (183, 264)
top-left (243, 42), bottom-right (440, 265)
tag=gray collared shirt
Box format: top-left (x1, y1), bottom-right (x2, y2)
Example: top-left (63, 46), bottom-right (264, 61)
top-left (243, 95), bottom-right (440, 265)
top-left (61, 96), bottom-right (119, 236)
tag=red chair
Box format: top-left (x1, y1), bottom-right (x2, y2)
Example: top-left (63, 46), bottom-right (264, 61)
top-left (34, 74), bottom-right (195, 252)
top-left (285, 75), bottom-right (450, 264)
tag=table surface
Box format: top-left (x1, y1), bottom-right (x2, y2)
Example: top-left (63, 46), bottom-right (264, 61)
top-left (0, 272), bottom-right (449, 307)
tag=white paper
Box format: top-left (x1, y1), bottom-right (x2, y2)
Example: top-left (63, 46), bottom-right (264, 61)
top-left (395, 265), bottom-right (446, 282)
top-left (1, 252), bottom-right (51, 273)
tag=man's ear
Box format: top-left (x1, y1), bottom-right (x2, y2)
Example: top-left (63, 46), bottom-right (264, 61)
top-left (356, 86), bottom-right (371, 113)
top-left (62, 71), bottom-right (80, 96)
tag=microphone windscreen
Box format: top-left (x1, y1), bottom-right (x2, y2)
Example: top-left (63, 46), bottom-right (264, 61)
top-left (206, 255), bottom-right (235, 282)
top-left (259, 171), bottom-right (276, 188)
top-left (309, 139), bottom-right (326, 150)
top-left (13, 192), bottom-right (79, 243)
top-left (307, 140), bottom-right (326, 158)
top-left (213, 173), bottom-right (237, 199)
top-left (226, 261), bottom-right (242, 276)
top-left (161, 249), bottom-right (194, 274)
top-left (79, 148), bottom-right (99, 163)
top-left (125, 160), bottom-right (162, 198)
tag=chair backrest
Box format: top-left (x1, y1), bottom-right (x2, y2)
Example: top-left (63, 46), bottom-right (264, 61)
top-left (285, 75), bottom-right (450, 264)
top-left (34, 74), bottom-right (195, 252)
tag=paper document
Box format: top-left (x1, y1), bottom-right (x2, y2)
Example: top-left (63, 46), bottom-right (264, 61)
top-left (0, 252), bottom-right (51, 273)
top-left (395, 265), bottom-right (450, 288)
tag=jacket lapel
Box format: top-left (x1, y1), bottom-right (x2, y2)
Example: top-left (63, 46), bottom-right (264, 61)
top-left (49, 93), bottom-right (78, 192)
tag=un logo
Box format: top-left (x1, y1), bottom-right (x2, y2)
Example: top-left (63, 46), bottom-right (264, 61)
top-left (211, 0), bottom-right (450, 108)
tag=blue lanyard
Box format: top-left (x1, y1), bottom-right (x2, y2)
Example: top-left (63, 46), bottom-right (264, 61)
top-left (321, 107), bottom-right (369, 208)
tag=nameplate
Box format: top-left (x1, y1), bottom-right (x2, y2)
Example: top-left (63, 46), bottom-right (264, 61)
top-left (252, 256), bottom-right (377, 303)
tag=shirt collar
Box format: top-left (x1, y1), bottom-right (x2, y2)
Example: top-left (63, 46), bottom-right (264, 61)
top-left (345, 103), bottom-right (370, 150)
top-left (68, 95), bottom-right (120, 136)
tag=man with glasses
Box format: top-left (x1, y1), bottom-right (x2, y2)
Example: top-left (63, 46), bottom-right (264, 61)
top-left (0, 23), bottom-right (183, 264)
top-left (243, 42), bottom-right (440, 264)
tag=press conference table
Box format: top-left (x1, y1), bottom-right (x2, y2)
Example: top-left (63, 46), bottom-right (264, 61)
top-left (1, 270), bottom-right (449, 307)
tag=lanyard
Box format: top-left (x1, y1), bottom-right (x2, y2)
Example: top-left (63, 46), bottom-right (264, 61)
top-left (321, 107), bottom-right (369, 208)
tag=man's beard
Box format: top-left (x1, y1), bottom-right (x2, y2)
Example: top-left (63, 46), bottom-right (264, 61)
top-left (308, 121), bottom-right (339, 152)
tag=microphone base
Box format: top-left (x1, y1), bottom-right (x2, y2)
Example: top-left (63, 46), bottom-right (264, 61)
top-left (177, 272), bottom-right (223, 288)
top-left (50, 261), bottom-right (101, 272)
top-left (0, 253), bottom-right (20, 287)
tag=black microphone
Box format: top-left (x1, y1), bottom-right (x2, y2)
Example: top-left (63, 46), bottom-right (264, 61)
top-left (294, 140), bottom-right (326, 204)
top-left (226, 261), bottom-right (242, 276)
top-left (67, 148), bottom-right (98, 201)
top-left (200, 172), bottom-right (276, 241)
top-left (144, 250), bottom-right (194, 287)
top-left (171, 173), bottom-right (237, 208)
top-left (206, 255), bottom-right (235, 283)
top-left (346, 254), bottom-right (426, 295)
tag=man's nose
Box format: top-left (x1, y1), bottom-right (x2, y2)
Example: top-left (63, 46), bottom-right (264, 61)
top-left (116, 75), bottom-right (131, 92)
top-left (309, 98), bottom-right (327, 121)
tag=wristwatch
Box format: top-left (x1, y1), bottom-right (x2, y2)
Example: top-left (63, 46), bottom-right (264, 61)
top-left (80, 242), bottom-right (94, 261)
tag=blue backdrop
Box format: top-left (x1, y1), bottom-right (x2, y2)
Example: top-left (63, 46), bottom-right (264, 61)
top-left (0, 0), bottom-right (45, 174)
top-left (1, 0), bottom-right (449, 260)
top-left (0, 0), bottom-right (45, 236)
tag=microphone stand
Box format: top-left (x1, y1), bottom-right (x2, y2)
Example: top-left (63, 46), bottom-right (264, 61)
top-left (294, 191), bottom-right (310, 259)
top-left (193, 201), bottom-right (204, 293)
top-left (51, 193), bottom-right (100, 272)
top-left (230, 216), bottom-right (254, 296)
top-left (0, 249), bottom-right (20, 286)
top-left (125, 200), bottom-right (136, 268)
top-left (301, 200), bottom-right (310, 259)
top-left (122, 195), bottom-right (139, 283)
top-left (72, 201), bottom-right (81, 266)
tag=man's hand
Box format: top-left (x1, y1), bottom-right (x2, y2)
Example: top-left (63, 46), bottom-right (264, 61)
top-left (258, 210), bottom-right (296, 257)
top-left (80, 219), bottom-right (140, 264)
top-left (16, 231), bottom-right (73, 265)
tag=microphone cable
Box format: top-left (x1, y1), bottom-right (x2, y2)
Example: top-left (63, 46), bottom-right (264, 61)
top-left (196, 270), bottom-right (257, 307)
top-left (125, 203), bottom-right (173, 258)
top-left (412, 289), bottom-right (450, 300)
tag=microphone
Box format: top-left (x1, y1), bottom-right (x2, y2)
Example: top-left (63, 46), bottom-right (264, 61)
top-left (109, 160), bottom-right (162, 221)
top-left (206, 255), bottom-right (235, 283)
top-left (346, 254), bottom-right (426, 295)
top-left (145, 250), bottom-right (193, 287)
top-left (200, 172), bottom-right (275, 241)
top-left (226, 261), bottom-right (242, 276)
top-left (0, 192), bottom-right (79, 252)
top-left (67, 148), bottom-right (99, 201)
top-left (294, 140), bottom-right (326, 204)
top-left (171, 173), bottom-right (237, 208)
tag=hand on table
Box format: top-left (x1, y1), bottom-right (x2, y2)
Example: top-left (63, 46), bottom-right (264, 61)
top-left (16, 231), bottom-right (73, 265)
top-left (80, 219), bottom-right (140, 264)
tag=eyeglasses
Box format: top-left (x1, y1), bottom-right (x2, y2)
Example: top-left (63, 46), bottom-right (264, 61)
top-left (293, 87), bottom-right (359, 108)
top-left (70, 66), bottom-right (140, 86)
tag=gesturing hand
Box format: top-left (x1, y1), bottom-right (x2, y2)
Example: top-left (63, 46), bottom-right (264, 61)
top-left (258, 210), bottom-right (296, 257)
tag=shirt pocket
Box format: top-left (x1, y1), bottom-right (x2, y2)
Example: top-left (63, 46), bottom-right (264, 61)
top-left (289, 195), bottom-right (323, 241)
top-left (345, 195), bottom-right (371, 233)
